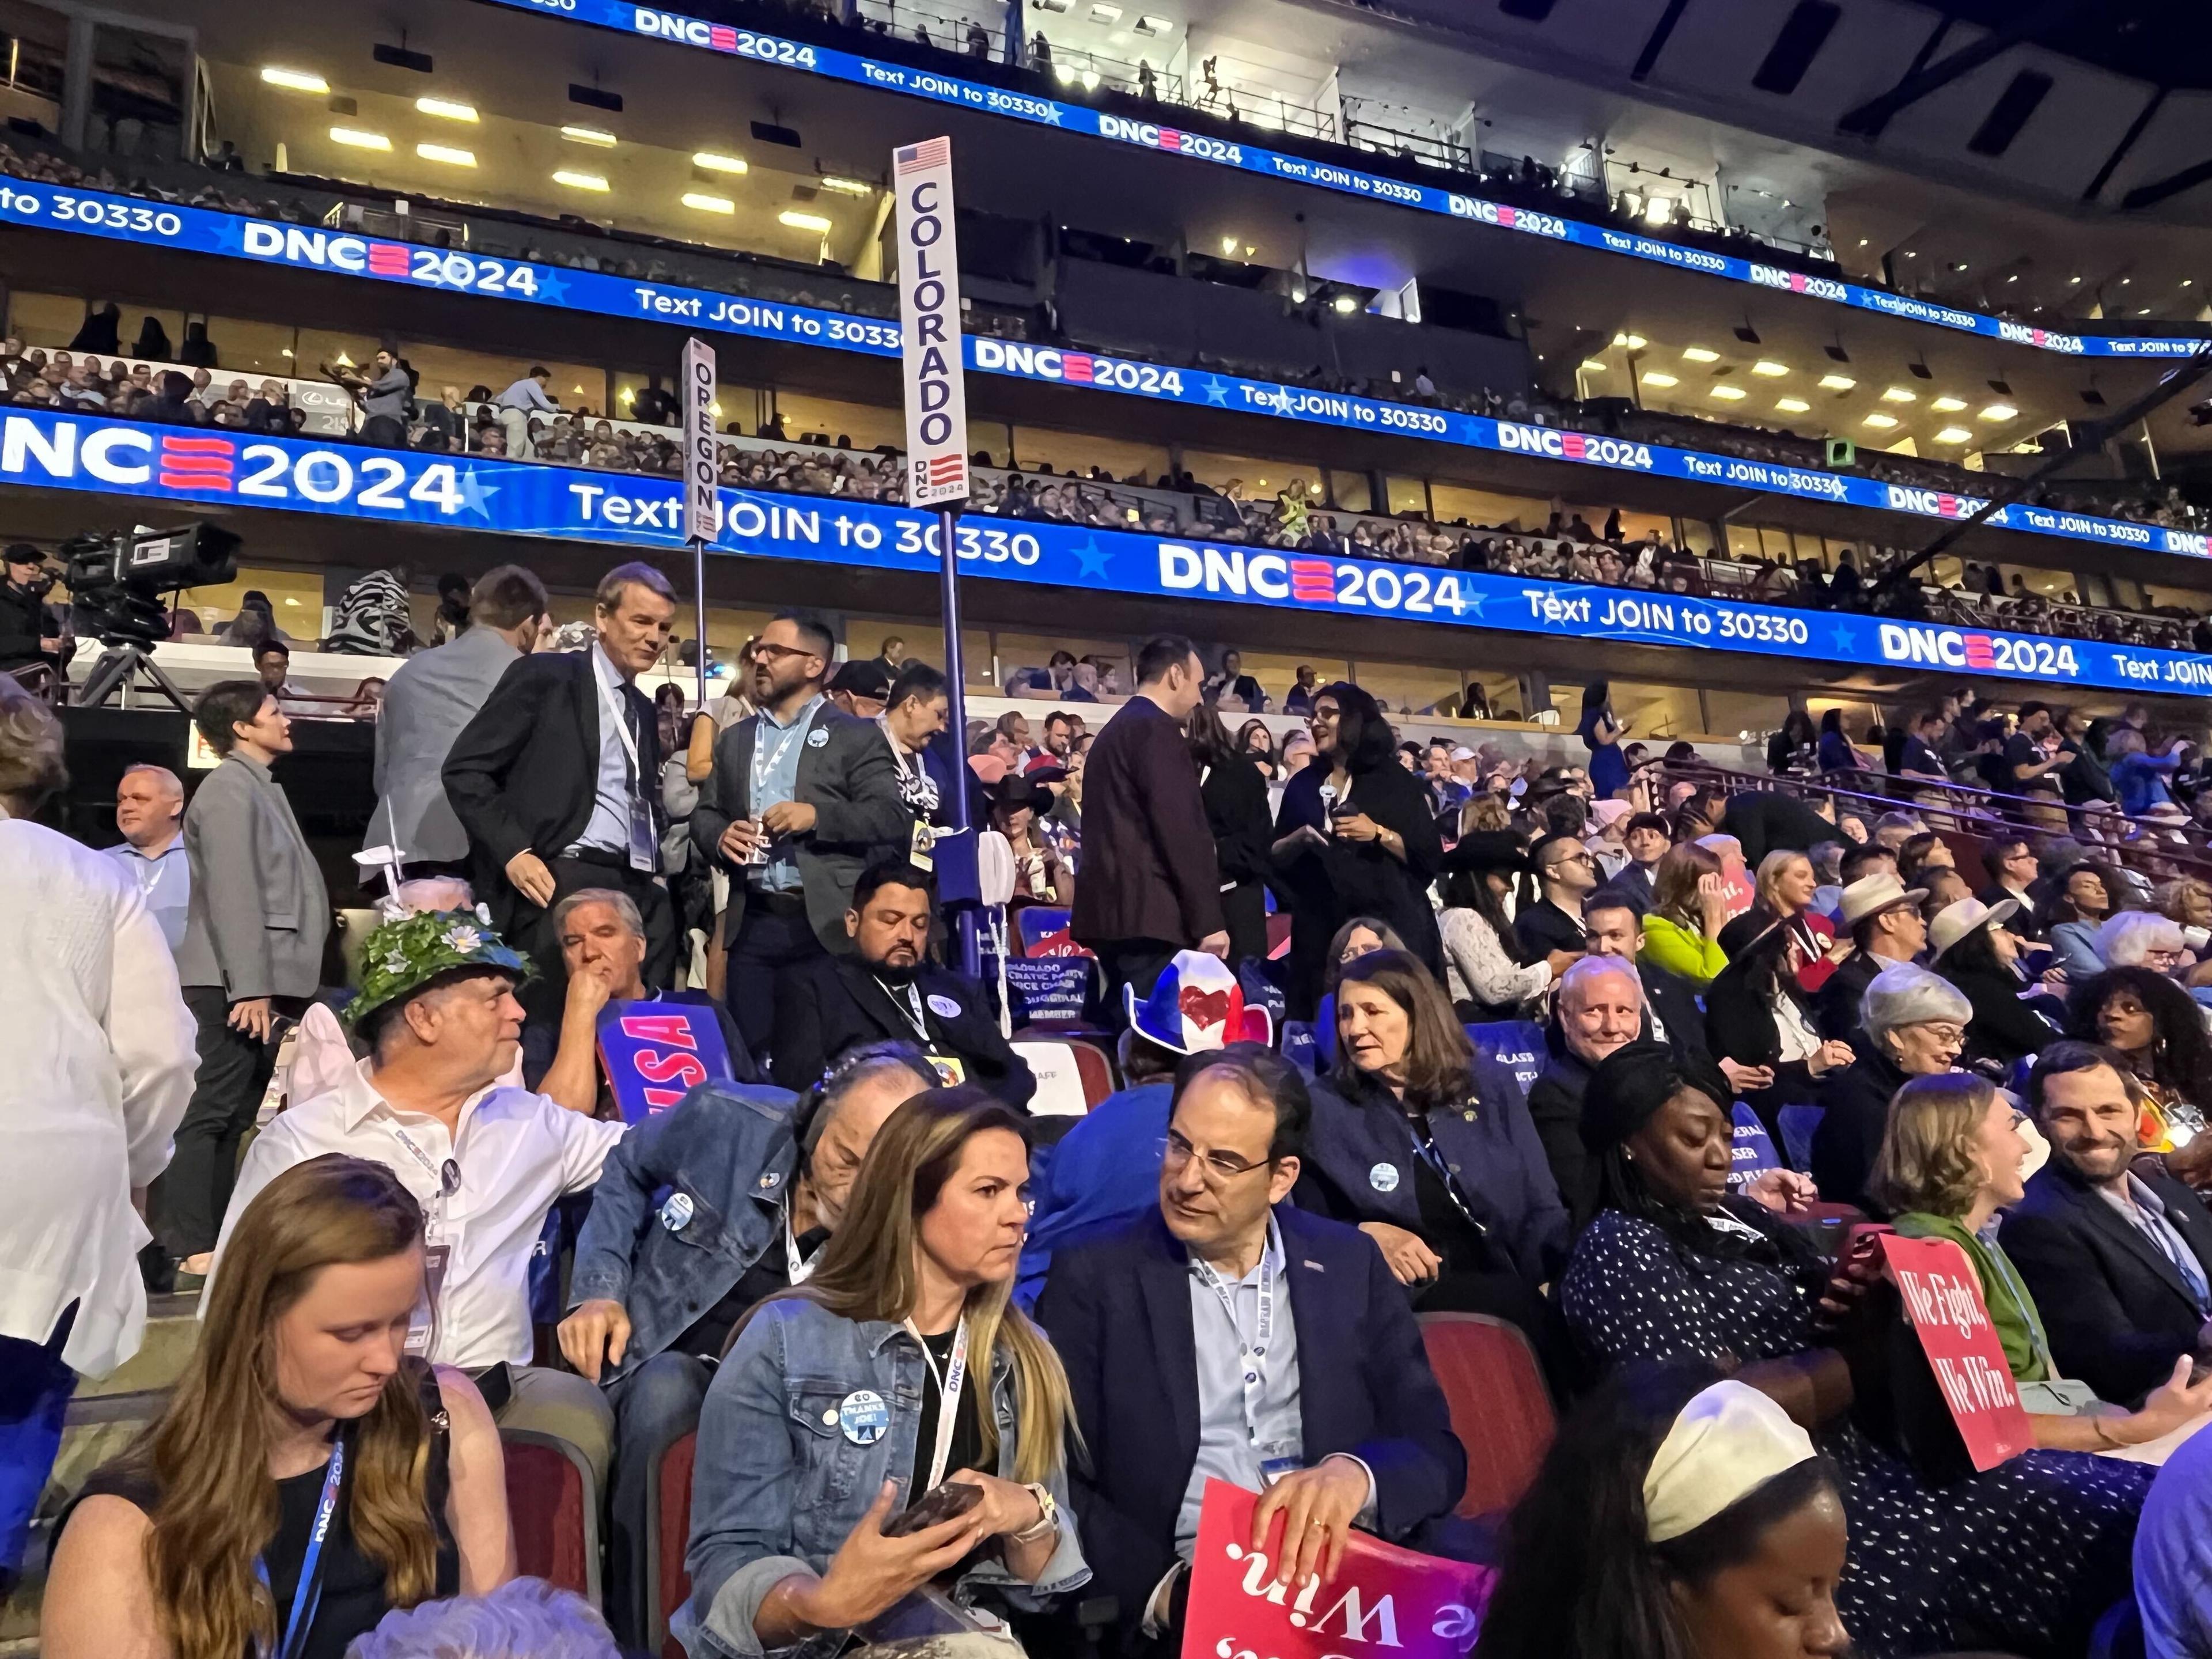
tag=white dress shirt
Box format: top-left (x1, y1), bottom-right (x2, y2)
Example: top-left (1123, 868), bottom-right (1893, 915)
top-left (571, 641), bottom-right (642, 857)
top-left (0, 817), bottom-right (197, 1377)
top-left (210, 1058), bottom-right (625, 1368)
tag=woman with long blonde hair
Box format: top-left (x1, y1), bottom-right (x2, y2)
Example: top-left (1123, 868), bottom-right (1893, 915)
top-left (43, 1156), bottom-right (512, 1659)
top-left (679, 1086), bottom-right (1088, 1656)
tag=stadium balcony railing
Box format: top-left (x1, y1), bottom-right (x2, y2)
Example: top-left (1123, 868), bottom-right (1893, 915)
top-left (5, 130), bottom-right (2199, 536)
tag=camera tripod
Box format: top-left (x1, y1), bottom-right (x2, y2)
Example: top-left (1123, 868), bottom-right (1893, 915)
top-left (72, 637), bottom-right (194, 713)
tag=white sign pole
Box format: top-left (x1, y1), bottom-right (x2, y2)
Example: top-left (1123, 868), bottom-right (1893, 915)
top-left (893, 135), bottom-right (978, 975)
top-left (680, 336), bottom-right (718, 705)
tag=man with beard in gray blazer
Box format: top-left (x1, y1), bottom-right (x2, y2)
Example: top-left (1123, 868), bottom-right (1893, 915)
top-left (368, 565), bottom-right (548, 874)
top-left (161, 678), bottom-right (329, 1278)
top-left (692, 609), bottom-right (910, 1053)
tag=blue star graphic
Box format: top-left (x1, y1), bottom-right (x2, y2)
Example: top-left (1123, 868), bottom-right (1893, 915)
top-left (456, 468), bottom-right (500, 518)
top-left (1202, 376), bottom-right (1230, 407)
top-left (1455, 415), bottom-right (1484, 442)
top-left (1461, 587), bottom-right (1486, 619)
top-left (1073, 537), bottom-right (1112, 579)
top-left (213, 216), bottom-right (249, 256)
top-left (1828, 624), bottom-right (1857, 654)
top-left (1039, 103), bottom-right (1065, 126)
top-left (532, 269), bottom-right (570, 306)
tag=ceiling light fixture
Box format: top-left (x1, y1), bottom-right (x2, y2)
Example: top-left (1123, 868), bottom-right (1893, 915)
top-left (260, 66), bottom-right (329, 93)
top-left (1775, 397), bottom-right (1810, 413)
top-left (1580, 358), bottom-right (1610, 372)
top-left (1332, 294), bottom-right (1357, 314)
top-left (1818, 373), bottom-right (1855, 391)
top-left (1221, 236), bottom-right (1237, 254)
top-left (1880, 385), bottom-right (1916, 403)
top-left (684, 192), bottom-right (737, 213)
top-left (817, 176), bottom-right (873, 195)
top-left (692, 151), bottom-right (748, 174)
top-left (560, 124), bottom-right (617, 146)
top-left (554, 169), bottom-right (610, 191)
top-left (328, 126), bottom-right (392, 150)
top-left (415, 96), bottom-right (478, 122)
top-left (1751, 360), bottom-right (1788, 376)
top-left (1933, 427), bottom-right (1971, 444)
top-left (779, 209), bottom-right (833, 232)
top-left (1862, 412), bottom-right (1899, 429)
top-left (1710, 384), bottom-right (1748, 400)
top-left (1979, 403), bottom-right (2017, 420)
top-left (1681, 346), bottom-right (1721, 363)
top-left (1612, 332), bottom-right (1647, 350)
top-left (1930, 396), bottom-right (1967, 412)
top-left (415, 142), bottom-right (476, 165)
top-left (1641, 371), bottom-right (1678, 388)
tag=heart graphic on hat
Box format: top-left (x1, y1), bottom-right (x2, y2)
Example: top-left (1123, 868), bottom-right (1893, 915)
top-left (1178, 985), bottom-right (1232, 1033)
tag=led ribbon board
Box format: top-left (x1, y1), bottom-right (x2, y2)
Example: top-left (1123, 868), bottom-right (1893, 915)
top-left (0, 176), bottom-right (2202, 563)
top-left (476, 0), bottom-right (2205, 361)
top-left (4, 404), bottom-right (2207, 695)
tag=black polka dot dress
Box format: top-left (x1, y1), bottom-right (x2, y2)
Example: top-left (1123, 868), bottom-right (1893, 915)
top-left (1560, 1207), bottom-right (2149, 1658)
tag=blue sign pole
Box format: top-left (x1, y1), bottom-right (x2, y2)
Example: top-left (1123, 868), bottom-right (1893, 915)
top-left (938, 505), bottom-right (982, 979)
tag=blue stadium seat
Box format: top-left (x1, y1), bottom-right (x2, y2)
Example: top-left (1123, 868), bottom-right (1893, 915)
top-left (1778, 1103), bottom-right (1824, 1173)
top-left (1279, 1021), bottom-right (1319, 1074)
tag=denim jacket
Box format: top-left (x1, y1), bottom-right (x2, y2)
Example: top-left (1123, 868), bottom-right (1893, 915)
top-left (567, 1080), bottom-right (801, 1384)
top-left (676, 1297), bottom-right (1090, 1659)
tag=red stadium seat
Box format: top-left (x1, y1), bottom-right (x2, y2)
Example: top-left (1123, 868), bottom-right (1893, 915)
top-left (1417, 1312), bottom-right (1555, 1520)
top-left (501, 1428), bottom-right (600, 1602)
top-left (652, 1430), bottom-right (699, 1659)
top-left (1062, 1035), bottom-right (1118, 1107)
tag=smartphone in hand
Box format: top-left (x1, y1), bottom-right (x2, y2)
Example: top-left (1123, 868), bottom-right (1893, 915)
top-left (882, 1479), bottom-right (984, 1539)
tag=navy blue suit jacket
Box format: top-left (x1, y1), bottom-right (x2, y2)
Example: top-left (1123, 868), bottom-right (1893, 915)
top-left (1035, 1205), bottom-right (1465, 1641)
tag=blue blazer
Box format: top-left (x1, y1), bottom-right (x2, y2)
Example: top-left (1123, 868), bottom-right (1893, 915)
top-left (1301, 1069), bottom-right (1573, 1286)
top-left (1035, 1205), bottom-right (1465, 1641)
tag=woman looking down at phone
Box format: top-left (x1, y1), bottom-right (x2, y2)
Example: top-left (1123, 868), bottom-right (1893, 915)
top-left (676, 1086), bottom-right (1086, 1658)
top-left (1560, 1043), bottom-right (2150, 1658)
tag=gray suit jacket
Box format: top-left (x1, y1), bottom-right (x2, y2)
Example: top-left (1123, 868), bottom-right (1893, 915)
top-left (370, 625), bottom-right (521, 863)
top-left (175, 754), bottom-right (330, 998)
top-left (691, 703), bottom-right (911, 953)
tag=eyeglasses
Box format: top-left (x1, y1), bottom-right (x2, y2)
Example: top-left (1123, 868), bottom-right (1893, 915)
top-left (748, 641), bottom-right (817, 664)
top-left (1912, 1023), bottom-right (1968, 1047)
top-left (1160, 1132), bottom-right (1272, 1184)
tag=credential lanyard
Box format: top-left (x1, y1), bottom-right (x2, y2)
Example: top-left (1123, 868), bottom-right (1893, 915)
top-left (876, 978), bottom-right (933, 1045)
top-left (256, 1438), bottom-right (344, 1659)
top-left (385, 1120), bottom-right (461, 1229)
top-left (750, 697), bottom-right (823, 808)
top-left (904, 1314), bottom-right (969, 1491)
top-left (1188, 1217), bottom-right (1279, 1450)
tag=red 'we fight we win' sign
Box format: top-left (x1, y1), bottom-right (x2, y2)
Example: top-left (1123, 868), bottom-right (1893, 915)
top-left (1182, 1480), bottom-right (1493, 1659)
top-left (1878, 1234), bottom-right (2034, 1471)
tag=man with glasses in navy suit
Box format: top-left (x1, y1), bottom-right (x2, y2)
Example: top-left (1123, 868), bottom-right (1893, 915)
top-left (1037, 1045), bottom-right (1466, 1654)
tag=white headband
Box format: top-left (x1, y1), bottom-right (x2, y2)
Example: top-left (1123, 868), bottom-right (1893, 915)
top-left (1643, 1381), bottom-right (1816, 1544)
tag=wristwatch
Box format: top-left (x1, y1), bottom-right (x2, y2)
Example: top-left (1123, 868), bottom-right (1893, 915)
top-left (1010, 1481), bottom-right (1059, 1544)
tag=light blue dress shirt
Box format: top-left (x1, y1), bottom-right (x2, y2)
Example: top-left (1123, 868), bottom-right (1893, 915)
top-left (748, 694), bottom-right (824, 895)
top-left (1177, 1216), bottom-right (1305, 1550)
top-left (104, 836), bottom-right (190, 952)
top-left (570, 642), bottom-right (639, 857)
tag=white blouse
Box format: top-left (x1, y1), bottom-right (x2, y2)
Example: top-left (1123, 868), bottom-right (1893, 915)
top-left (1440, 905), bottom-right (1553, 1010)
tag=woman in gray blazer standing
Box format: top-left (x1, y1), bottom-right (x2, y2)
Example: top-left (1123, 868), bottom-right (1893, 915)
top-left (161, 678), bottom-right (329, 1278)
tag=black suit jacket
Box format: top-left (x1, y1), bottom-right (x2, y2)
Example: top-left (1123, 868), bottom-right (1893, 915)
top-left (1640, 963), bottom-right (1711, 1067)
top-left (770, 955), bottom-right (1035, 1107)
top-left (442, 649), bottom-right (659, 923)
top-left (1513, 899), bottom-right (1585, 962)
top-left (1070, 696), bottom-right (1224, 948)
top-left (690, 702), bottom-right (911, 953)
top-left (2002, 1161), bottom-right (2212, 1407)
top-left (1036, 1207), bottom-right (1465, 1644)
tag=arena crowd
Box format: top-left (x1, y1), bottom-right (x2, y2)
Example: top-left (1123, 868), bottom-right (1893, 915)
top-left (11, 555), bottom-right (2212, 1659)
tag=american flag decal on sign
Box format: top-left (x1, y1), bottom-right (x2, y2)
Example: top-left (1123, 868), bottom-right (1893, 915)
top-left (367, 242), bottom-right (411, 277)
top-left (1289, 558), bottom-right (1336, 603)
top-left (921, 454), bottom-right (965, 488)
top-left (895, 137), bottom-right (950, 172)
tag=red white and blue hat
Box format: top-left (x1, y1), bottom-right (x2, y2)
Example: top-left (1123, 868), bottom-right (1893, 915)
top-left (1125, 950), bottom-right (1273, 1054)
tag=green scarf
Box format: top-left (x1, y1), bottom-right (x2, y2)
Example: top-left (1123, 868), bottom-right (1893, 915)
top-left (1891, 1211), bottom-right (2053, 1383)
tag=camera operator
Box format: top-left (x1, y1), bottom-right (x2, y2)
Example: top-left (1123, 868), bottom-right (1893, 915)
top-left (0, 544), bottom-right (59, 676)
